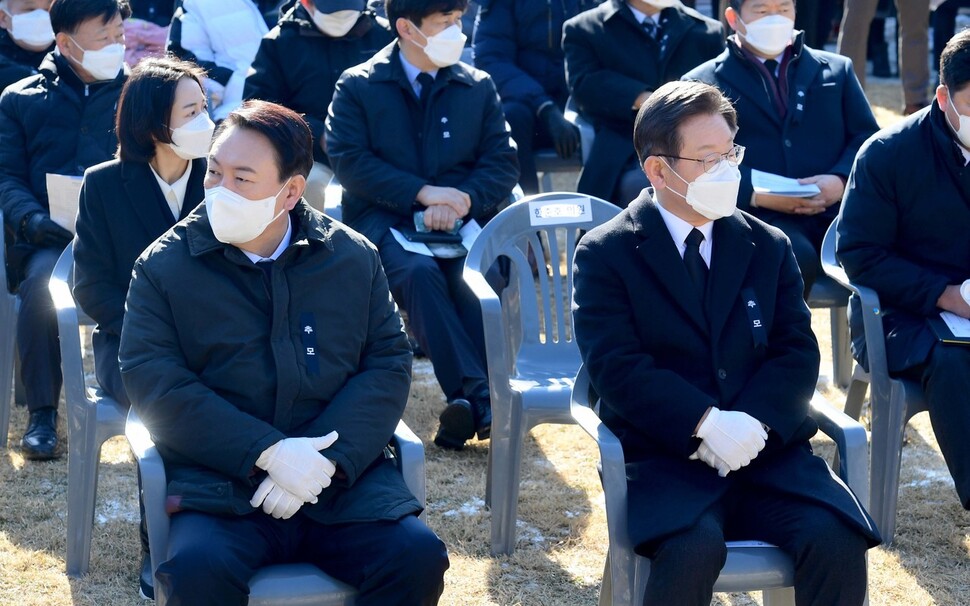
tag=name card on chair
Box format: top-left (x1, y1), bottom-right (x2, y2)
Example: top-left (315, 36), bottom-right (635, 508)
top-left (528, 196), bottom-right (592, 226)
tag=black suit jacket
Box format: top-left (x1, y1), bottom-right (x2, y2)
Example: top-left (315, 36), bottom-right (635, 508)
top-left (74, 158), bottom-right (205, 371)
top-left (573, 193), bottom-right (880, 548)
top-left (563, 1), bottom-right (724, 200)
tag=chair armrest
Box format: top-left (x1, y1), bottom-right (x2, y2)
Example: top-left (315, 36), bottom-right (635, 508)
top-left (391, 420), bottom-right (426, 512)
top-left (564, 96), bottom-right (594, 166)
top-left (809, 392), bottom-right (869, 510)
top-left (125, 406), bottom-right (170, 579)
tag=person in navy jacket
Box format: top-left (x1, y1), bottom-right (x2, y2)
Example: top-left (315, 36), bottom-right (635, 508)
top-left (684, 0), bottom-right (877, 296)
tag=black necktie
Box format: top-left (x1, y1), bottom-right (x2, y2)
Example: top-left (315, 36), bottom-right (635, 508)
top-left (417, 72), bottom-right (435, 108)
top-left (684, 229), bottom-right (708, 298)
top-left (764, 59), bottom-right (780, 83)
top-left (256, 259), bottom-right (274, 289)
top-left (642, 18), bottom-right (659, 40)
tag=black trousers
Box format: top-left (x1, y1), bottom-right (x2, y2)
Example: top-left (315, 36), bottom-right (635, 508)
top-left (157, 511), bottom-right (448, 606)
top-left (898, 342), bottom-right (970, 508)
top-left (16, 247), bottom-right (62, 412)
top-left (377, 231), bottom-right (488, 401)
top-left (638, 484), bottom-right (870, 606)
top-left (504, 99), bottom-right (556, 196)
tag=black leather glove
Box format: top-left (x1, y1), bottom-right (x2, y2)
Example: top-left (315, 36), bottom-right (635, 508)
top-left (539, 104), bottom-right (580, 160)
top-left (22, 212), bottom-right (72, 249)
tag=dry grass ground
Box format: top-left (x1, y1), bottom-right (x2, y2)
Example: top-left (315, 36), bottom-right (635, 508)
top-left (1, 80), bottom-right (968, 605)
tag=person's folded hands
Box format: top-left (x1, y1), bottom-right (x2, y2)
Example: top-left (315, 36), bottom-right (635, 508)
top-left (255, 432), bottom-right (339, 502)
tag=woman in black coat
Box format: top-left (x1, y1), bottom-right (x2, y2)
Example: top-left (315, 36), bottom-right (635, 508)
top-left (74, 56), bottom-right (210, 409)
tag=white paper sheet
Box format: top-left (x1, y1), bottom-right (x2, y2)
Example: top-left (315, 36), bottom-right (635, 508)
top-left (750, 169), bottom-right (821, 198)
top-left (46, 174), bottom-right (83, 233)
top-left (940, 311), bottom-right (970, 338)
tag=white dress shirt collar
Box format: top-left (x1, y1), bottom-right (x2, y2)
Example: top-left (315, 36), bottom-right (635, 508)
top-left (242, 215), bottom-right (293, 264)
top-left (655, 196), bottom-right (714, 267)
top-left (149, 161), bottom-right (192, 219)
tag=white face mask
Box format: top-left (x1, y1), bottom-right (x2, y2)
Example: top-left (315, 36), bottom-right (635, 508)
top-left (312, 8), bottom-right (361, 37)
top-left (945, 93), bottom-right (970, 149)
top-left (662, 157), bottom-right (741, 221)
top-left (205, 180), bottom-right (289, 244)
top-left (409, 21), bottom-right (466, 68)
top-left (6, 8), bottom-right (54, 47)
top-left (168, 112), bottom-right (215, 160)
top-left (738, 14), bottom-right (794, 57)
top-left (643, 0), bottom-right (677, 7)
top-left (68, 36), bottom-right (125, 80)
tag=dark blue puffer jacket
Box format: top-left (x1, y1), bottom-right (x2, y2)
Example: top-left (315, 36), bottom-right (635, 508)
top-left (472, 0), bottom-right (601, 113)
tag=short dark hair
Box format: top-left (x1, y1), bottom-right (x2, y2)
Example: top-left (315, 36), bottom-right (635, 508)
top-left (728, 0), bottom-right (796, 11)
top-left (214, 100), bottom-right (314, 181)
top-left (385, 0), bottom-right (467, 29)
top-left (116, 56), bottom-right (206, 163)
top-left (50, 0), bottom-right (131, 35)
top-left (634, 81), bottom-right (737, 164)
top-left (941, 29), bottom-right (970, 91)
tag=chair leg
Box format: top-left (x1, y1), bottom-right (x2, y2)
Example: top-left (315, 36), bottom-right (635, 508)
top-left (0, 333), bottom-right (14, 448)
top-left (867, 382), bottom-right (909, 545)
top-left (599, 554), bottom-right (612, 606)
top-left (488, 407), bottom-right (526, 556)
top-left (66, 406), bottom-right (100, 576)
top-left (831, 306), bottom-right (852, 388)
top-left (762, 586), bottom-right (796, 606)
top-left (540, 172), bottom-right (553, 194)
top-left (844, 369), bottom-right (869, 422)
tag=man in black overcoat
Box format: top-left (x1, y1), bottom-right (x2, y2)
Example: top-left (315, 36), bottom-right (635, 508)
top-left (573, 80), bottom-right (880, 606)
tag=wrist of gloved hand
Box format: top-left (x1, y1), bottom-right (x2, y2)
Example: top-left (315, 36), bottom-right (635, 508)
top-left (539, 103), bottom-right (579, 159)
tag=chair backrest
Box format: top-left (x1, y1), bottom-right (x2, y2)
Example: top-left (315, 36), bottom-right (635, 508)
top-left (463, 193), bottom-right (621, 381)
top-left (0, 209), bottom-right (19, 448)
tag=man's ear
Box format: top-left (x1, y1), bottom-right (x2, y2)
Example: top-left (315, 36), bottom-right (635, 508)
top-left (0, 8), bottom-right (12, 32)
top-left (643, 156), bottom-right (667, 191)
top-left (395, 16), bottom-right (416, 41)
top-left (284, 175), bottom-right (307, 210)
top-left (936, 84), bottom-right (950, 114)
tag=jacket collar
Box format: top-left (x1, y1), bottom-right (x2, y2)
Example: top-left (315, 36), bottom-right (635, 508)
top-left (186, 199), bottom-right (335, 260)
top-left (122, 158), bottom-right (206, 233)
top-left (39, 51), bottom-right (128, 99)
top-left (367, 41), bottom-right (477, 91)
top-left (629, 192), bottom-right (754, 338)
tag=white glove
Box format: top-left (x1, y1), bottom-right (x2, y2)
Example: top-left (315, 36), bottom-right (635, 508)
top-left (250, 477), bottom-right (305, 519)
top-left (255, 432), bottom-right (339, 502)
top-left (690, 441), bottom-right (734, 477)
top-left (695, 407), bottom-right (767, 472)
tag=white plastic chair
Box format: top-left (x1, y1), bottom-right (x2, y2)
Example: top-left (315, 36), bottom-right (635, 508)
top-left (48, 242), bottom-right (128, 576)
top-left (821, 218), bottom-right (928, 544)
top-left (127, 405), bottom-right (427, 606)
top-left (462, 192), bottom-right (621, 555)
top-left (570, 364), bottom-right (870, 606)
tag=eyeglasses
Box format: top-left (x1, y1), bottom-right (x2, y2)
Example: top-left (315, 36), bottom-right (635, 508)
top-left (661, 144), bottom-right (745, 174)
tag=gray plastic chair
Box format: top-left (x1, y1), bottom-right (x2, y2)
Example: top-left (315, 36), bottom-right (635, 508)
top-left (48, 242), bottom-right (128, 576)
top-left (807, 275), bottom-right (853, 388)
top-left (570, 364), bottom-right (870, 606)
top-left (0, 210), bottom-right (20, 448)
top-left (126, 406), bottom-right (427, 606)
top-left (821, 218), bottom-right (928, 545)
top-left (462, 192), bottom-right (621, 555)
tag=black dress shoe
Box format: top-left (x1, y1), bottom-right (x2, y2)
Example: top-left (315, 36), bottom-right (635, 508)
top-left (434, 398), bottom-right (475, 450)
top-left (21, 407), bottom-right (60, 460)
top-left (139, 552), bottom-right (154, 600)
top-left (470, 394), bottom-right (492, 441)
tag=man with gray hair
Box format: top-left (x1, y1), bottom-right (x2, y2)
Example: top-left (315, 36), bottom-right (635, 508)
top-left (573, 80), bottom-right (880, 605)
